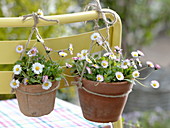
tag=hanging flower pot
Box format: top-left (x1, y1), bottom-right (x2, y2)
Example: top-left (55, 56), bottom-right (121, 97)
top-left (10, 19), bottom-right (72, 117)
top-left (15, 81), bottom-right (59, 117)
top-left (76, 78), bottom-right (133, 123)
top-left (71, 31), bottom-right (160, 123)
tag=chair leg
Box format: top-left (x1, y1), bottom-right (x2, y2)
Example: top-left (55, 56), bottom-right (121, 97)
top-left (112, 116), bottom-right (123, 128)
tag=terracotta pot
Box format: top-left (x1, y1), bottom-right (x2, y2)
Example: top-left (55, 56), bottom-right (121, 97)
top-left (15, 81), bottom-right (59, 117)
top-left (77, 78), bottom-right (133, 123)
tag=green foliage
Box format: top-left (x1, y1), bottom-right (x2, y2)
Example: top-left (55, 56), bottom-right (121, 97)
top-left (14, 51), bottom-right (63, 85)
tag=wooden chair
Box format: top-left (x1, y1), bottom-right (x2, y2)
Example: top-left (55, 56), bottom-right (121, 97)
top-left (0, 9), bottom-right (123, 128)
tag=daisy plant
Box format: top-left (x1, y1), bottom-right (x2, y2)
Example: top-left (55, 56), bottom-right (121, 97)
top-left (11, 35), bottom-right (73, 90)
top-left (71, 32), bottom-right (160, 88)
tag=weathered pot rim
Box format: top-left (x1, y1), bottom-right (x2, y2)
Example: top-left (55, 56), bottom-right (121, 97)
top-left (76, 77), bottom-right (132, 85)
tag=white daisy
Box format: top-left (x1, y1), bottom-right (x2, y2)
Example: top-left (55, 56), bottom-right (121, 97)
top-left (23, 78), bottom-right (29, 85)
top-left (137, 50), bottom-right (144, 57)
top-left (86, 67), bottom-right (92, 74)
top-left (42, 81), bottom-right (52, 90)
top-left (96, 36), bottom-right (103, 45)
top-left (109, 53), bottom-right (117, 60)
top-left (96, 75), bottom-right (104, 82)
top-left (136, 58), bottom-right (142, 67)
top-left (68, 44), bottom-right (73, 55)
top-left (36, 34), bottom-right (44, 43)
top-left (121, 59), bottom-right (130, 69)
top-left (132, 70), bottom-right (140, 78)
top-left (10, 79), bottom-right (20, 89)
top-left (81, 49), bottom-right (88, 59)
top-left (58, 51), bottom-right (67, 57)
top-left (86, 57), bottom-right (92, 63)
top-left (37, 9), bottom-right (44, 16)
top-left (150, 80), bottom-right (160, 88)
top-left (65, 63), bottom-right (72, 68)
top-left (92, 64), bottom-right (99, 69)
top-left (103, 52), bottom-right (111, 57)
top-left (101, 60), bottom-right (108, 68)
top-left (146, 61), bottom-right (154, 68)
top-left (115, 72), bottom-right (124, 81)
top-left (32, 62), bottom-right (44, 74)
top-left (131, 51), bottom-right (139, 58)
top-left (90, 33), bottom-right (100, 41)
top-left (13, 65), bottom-right (22, 75)
top-left (27, 47), bottom-right (38, 57)
top-left (16, 45), bottom-right (24, 53)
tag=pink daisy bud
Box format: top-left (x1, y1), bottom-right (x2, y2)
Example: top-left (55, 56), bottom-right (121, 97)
top-left (42, 75), bottom-right (48, 82)
top-left (155, 64), bottom-right (161, 70)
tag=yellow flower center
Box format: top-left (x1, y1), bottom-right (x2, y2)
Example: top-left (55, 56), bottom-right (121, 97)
top-left (117, 75), bottom-right (121, 78)
top-left (153, 83), bottom-right (157, 87)
top-left (18, 47), bottom-right (22, 51)
top-left (16, 68), bottom-right (19, 71)
top-left (31, 50), bottom-right (35, 54)
top-left (13, 82), bottom-right (17, 86)
top-left (94, 35), bottom-right (97, 39)
top-left (35, 66), bottom-right (40, 71)
top-left (83, 53), bottom-right (87, 56)
top-left (97, 77), bottom-right (101, 81)
top-left (124, 62), bottom-right (127, 65)
top-left (135, 73), bottom-right (138, 77)
top-left (44, 83), bottom-right (49, 86)
top-left (102, 63), bottom-right (106, 66)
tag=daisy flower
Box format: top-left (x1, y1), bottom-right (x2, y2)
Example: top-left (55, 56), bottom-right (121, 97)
top-left (16, 45), bottom-right (24, 53)
top-left (42, 75), bottom-right (48, 82)
top-left (10, 79), bottom-right (20, 89)
top-left (86, 67), bottom-right (92, 74)
top-left (101, 60), bottom-right (108, 68)
top-left (114, 46), bottom-right (122, 54)
top-left (32, 62), bottom-right (44, 74)
top-left (58, 51), bottom-right (67, 57)
top-left (65, 63), bottom-right (72, 68)
top-left (146, 61), bottom-right (154, 68)
top-left (154, 64), bottom-right (161, 70)
top-left (72, 57), bottom-right (79, 61)
top-left (92, 64), bottom-right (99, 69)
top-left (45, 46), bottom-right (52, 53)
top-left (131, 51), bottom-right (139, 58)
top-left (68, 44), bottom-right (73, 55)
top-left (23, 78), bottom-right (29, 85)
top-left (13, 65), bottom-right (22, 75)
top-left (137, 50), bottom-right (144, 57)
top-left (91, 33), bottom-right (100, 41)
top-left (96, 36), bottom-right (103, 45)
top-left (121, 59), bottom-right (130, 69)
top-left (42, 81), bottom-right (52, 90)
top-left (115, 72), bottom-right (124, 80)
top-left (27, 47), bottom-right (38, 57)
top-left (103, 52), bottom-right (111, 57)
top-left (136, 58), bottom-right (142, 67)
top-left (132, 71), bottom-right (140, 78)
top-left (96, 75), bottom-right (104, 82)
top-left (37, 9), bottom-right (44, 16)
top-left (36, 34), bottom-right (44, 43)
top-left (150, 80), bottom-right (160, 88)
top-left (109, 54), bottom-right (117, 60)
top-left (86, 57), bottom-right (92, 63)
top-left (81, 50), bottom-right (88, 60)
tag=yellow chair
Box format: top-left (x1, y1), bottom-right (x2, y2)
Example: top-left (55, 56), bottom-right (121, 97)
top-left (0, 9), bottom-right (123, 128)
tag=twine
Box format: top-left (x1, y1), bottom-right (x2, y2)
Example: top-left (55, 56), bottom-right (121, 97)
top-left (11, 10), bottom-right (59, 93)
top-left (76, 0), bottom-right (117, 87)
top-left (15, 81), bottom-right (60, 96)
top-left (82, 87), bottom-right (132, 98)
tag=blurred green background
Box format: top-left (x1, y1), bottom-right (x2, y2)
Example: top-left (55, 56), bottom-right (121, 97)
top-left (0, 0), bottom-right (170, 127)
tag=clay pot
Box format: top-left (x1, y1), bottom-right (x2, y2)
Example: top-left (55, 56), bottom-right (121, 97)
top-left (15, 81), bottom-right (59, 117)
top-left (77, 78), bottom-right (133, 123)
